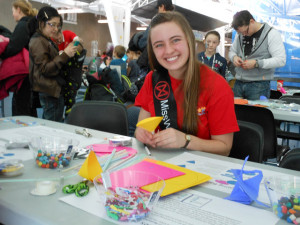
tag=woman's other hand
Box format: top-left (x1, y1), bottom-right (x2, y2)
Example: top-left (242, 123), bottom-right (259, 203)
top-left (152, 128), bottom-right (186, 149)
top-left (135, 127), bottom-right (156, 147)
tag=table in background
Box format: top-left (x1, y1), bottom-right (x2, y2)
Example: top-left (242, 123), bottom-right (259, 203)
top-left (247, 100), bottom-right (300, 123)
top-left (0, 116), bottom-right (299, 225)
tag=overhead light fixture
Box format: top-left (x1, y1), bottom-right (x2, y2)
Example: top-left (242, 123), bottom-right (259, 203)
top-left (136, 26), bottom-right (147, 31)
top-left (98, 19), bottom-right (126, 24)
top-left (98, 19), bottom-right (108, 23)
top-left (58, 8), bottom-right (84, 14)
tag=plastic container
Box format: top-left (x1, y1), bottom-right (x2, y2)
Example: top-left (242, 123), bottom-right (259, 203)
top-left (93, 170), bottom-right (165, 222)
top-left (29, 137), bottom-right (79, 169)
top-left (89, 59), bottom-right (98, 74)
top-left (264, 176), bottom-right (300, 223)
top-left (0, 159), bottom-right (24, 177)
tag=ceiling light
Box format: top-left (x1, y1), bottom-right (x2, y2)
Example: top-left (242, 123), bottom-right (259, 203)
top-left (136, 26), bottom-right (147, 31)
top-left (98, 19), bottom-right (108, 23)
top-left (98, 19), bottom-right (126, 23)
top-left (58, 8), bottom-right (84, 14)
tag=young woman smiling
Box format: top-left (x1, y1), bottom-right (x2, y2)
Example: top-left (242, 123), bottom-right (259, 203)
top-left (134, 12), bottom-right (239, 156)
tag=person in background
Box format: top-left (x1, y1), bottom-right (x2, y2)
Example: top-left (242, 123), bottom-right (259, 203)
top-left (101, 51), bottom-right (107, 59)
top-left (109, 45), bottom-right (127, 76)
top-left (137, 0), bottom-right (175, 77)
top-left (0, 0), bottom-right (38, 117)
top-left (134, 12), bottom-right (239, 156)
top-left (229, 10), bottom-right (286, 100)
top-left (127, 33), bottom-right (142, 83)
top-left (0, 29), bottom-right (28, 102)
top-left (52, 29), bottom-right (86, 117)
top-left (53, 29), bottom-right (82, 53)
top-left (198, 31), bottom-right (229, 79)
top-left (28, 6), bottom-right (77, 122)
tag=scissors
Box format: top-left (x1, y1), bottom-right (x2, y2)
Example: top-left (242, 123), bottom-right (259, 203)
top-left (62, 180), bottom-right (89, 197)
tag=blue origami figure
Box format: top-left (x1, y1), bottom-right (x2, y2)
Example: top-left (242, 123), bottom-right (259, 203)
top-left (225, 156), bottom-right (269, 207)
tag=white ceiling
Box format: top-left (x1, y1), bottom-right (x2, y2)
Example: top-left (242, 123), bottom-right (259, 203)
top-left (31, 0), bottom-right (234, 27)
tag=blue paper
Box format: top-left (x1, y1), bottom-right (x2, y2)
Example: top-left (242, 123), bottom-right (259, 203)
top-left (260, 95), bottom-right (267, 100)
top-left (225, 156), bottom-right (269, 207)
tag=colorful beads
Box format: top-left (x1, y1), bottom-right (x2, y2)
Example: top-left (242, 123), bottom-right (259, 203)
top-left (35, 150), bottom-right (71, 169)
top-left (273, 195), bottom-right (300, 223)
top-left (104, 187), bottom-right (152, 222)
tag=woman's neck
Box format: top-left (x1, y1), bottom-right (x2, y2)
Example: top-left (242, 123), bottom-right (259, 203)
top-left (168, 65), bottom-right (187, 80)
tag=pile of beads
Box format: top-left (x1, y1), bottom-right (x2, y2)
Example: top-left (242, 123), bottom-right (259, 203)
top-left (273, 195), bottom-right (300, 224)
top-left (104, 187), bottom-right (152, 222)
top-left (35, 150), bottom-right (72, 169)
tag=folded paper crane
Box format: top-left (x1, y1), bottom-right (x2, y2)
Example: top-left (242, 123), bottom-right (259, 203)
top-left (225, 156), bottom-right (269, 207)
top-left (136, 116), bottom-right (163, 132)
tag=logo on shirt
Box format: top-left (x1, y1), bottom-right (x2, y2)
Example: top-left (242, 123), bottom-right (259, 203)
top-left (197, 107), bottom-right (206, 116)
top-left (154, 81), bottom-right (170, 101)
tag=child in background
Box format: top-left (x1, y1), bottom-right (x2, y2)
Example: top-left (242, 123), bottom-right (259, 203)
top-left (53, 30), bottom-right (86, 117)
top-left (197, 31), bottom-right (229, 79)
top-left (110, 45), bottom-right (127, 76)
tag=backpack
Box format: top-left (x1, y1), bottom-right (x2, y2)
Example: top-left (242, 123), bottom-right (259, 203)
top-left (84, 67), bottom-right (125, 103)
top-left (121, 75), bottom-right (139, 103)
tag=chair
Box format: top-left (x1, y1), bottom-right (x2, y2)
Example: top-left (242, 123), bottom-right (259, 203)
top-left (276, 96), bottom-right (300, 145)
top-left (234, 104), bottom-right (289, 162)
top-left (270, 90), bottom-right (282, 99)
top-left (280, 95), bottom-right (300, 104)
top-left (66, 101), bottom-right (129, 136)
top-left (279, 148), bottom-right (300, 171)
top-left (229, 120), bottom-right (264, 163)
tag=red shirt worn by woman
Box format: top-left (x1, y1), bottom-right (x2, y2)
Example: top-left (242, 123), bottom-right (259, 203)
top-left (135, 65), bottom-right (239, 139)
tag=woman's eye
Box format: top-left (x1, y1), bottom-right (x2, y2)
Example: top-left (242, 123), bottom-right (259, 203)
top-left (173, 38), bottom-right (180, 43)
top-left (154, 43), bottom-right (163, 48)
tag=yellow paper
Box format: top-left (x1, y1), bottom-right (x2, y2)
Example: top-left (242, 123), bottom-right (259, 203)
top-left (78, 151), bottom-right (103, 181)
top-left (136, 116), bottom-right (163, 132)
top-left (142, 158), bottom-right (212, 196)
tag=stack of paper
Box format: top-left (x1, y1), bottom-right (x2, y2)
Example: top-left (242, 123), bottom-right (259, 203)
top-left (107, 158), bottom-right (212, 197)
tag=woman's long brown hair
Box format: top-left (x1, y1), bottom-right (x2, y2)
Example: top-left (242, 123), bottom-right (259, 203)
top-left (148, 11), bottom-right (201, 135)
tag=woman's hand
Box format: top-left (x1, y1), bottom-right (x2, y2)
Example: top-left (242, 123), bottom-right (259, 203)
top-left (152, 128), bottom-right (186, 149)
top-left (135, 127), bottom-right (156, 147)
top-left (63, 44), bottom-right (77, 58)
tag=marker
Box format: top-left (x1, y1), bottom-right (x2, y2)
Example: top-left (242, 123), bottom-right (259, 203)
top-left (145, 146), bottom-right (151, 156)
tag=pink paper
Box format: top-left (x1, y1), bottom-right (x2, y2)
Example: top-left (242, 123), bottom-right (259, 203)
top-left (87, 144), bottom-right (137, 159)
top-left (109, 160), bottom-right (185, 188)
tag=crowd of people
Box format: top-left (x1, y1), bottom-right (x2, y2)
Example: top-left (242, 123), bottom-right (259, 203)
top-left (0, 0), bottom-right (286, 156)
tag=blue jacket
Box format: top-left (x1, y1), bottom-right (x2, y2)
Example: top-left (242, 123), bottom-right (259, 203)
top-left (198, 52), bottom-right (227, 78)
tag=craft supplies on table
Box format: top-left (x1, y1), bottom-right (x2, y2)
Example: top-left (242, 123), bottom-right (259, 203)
top-left (93, 170), bottom-right (165, 222)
